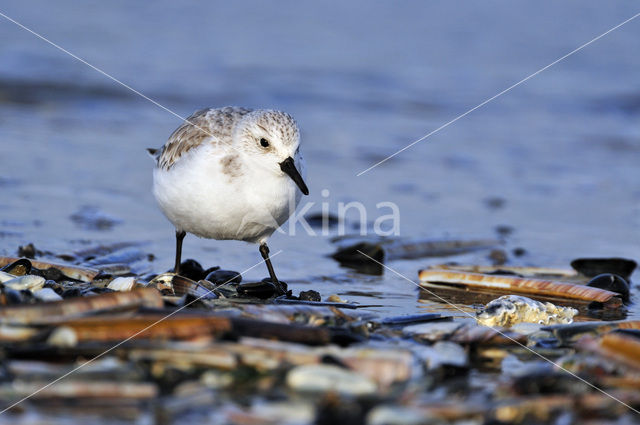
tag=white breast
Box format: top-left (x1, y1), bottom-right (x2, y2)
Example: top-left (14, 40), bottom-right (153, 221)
top-left (152, 144), bottom-right (302, 244)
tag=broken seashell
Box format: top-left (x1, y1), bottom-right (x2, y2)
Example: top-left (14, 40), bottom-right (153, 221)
top-left (107, 277), bottom-right (137, 291)
top-left (476, 295), bottom-right (577, 327)
top-left (3, 275), bottom-right (45, 292)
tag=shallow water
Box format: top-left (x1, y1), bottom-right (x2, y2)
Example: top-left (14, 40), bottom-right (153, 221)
top-left (0, 1), bottom-right (638, 319)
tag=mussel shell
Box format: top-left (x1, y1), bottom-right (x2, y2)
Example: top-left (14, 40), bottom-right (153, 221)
top-left (587, 273), bottom-right (630, 301)
top-left (237, 281), bottom-right (277, 299)
top-left (1, 258), bottom-right (32, 276)
top-left (176, 259), bottom-right (206, 281)
top-left (570, 257), bottom-right (637, 280)
top-left (205, 269), bottom-right (242, 285)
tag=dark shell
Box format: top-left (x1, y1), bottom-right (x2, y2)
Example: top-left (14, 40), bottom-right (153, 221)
top-left (205, 270), bottom-right (242, 286)
top-left (1, 258), bottom-right (32, 276)
top-left (587, 274), bottom-right (630, 301)
top-left (176, 259), bottom-right (206, 281)
top-left (570, 257), bottom-right (636, 280)
top-left (237, 281), bottom-right (278, 299)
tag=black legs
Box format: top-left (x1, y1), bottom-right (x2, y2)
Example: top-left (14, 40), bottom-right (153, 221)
top-left (174, 230), bottom-right (186, 274)
top-left (259, 243), bottom-right (286, 295)
top-left (173, 234), bottom-right (285, 297)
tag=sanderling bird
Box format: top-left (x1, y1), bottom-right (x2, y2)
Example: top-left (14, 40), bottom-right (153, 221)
top-left (148, 106), bottom-right (309, 295)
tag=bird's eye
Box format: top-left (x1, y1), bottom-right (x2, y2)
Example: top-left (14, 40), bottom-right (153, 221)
top-left (260, 138), bottom-right (269, 148)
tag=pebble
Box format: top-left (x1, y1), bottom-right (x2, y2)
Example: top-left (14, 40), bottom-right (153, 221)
top-left (286, 364), bottom-right (377, 396)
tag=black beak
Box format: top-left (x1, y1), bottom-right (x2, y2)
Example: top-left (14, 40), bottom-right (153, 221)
top-left (279, 157), bottom-right (309, 195)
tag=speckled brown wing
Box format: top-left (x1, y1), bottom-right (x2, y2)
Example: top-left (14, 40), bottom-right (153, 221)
top-left (156, 107), bottom-right (252, 170)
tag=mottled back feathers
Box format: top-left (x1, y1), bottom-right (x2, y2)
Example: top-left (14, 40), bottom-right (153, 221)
top-left (154, 107), bottom-right (251, 170)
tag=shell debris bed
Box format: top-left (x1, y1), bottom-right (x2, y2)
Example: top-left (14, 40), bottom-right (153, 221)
top-left (0, 246), bottom-right (637, 424)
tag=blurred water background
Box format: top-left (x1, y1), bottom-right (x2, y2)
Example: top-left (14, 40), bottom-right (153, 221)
top-left (0, 1), bottom-right (638, 318)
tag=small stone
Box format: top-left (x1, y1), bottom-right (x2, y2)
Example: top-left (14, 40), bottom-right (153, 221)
top-left (286, 364), bottom-right (377, 396)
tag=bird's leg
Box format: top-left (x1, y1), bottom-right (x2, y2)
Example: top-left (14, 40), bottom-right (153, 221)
top-left (259, 243), bottom-right (286, 295)
top-left (174, 230), bottom-right (186, 275)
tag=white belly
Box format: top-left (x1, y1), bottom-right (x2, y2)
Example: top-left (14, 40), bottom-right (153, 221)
top-left (152, 145), bottom-right (302, 244)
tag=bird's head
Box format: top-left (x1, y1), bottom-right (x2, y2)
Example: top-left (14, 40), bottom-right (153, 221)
top-left (235, 109), bottom-right (308, 195)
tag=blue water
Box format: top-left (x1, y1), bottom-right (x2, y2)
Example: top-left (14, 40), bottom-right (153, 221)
top-left (0, 1), bottom-right (638, 317)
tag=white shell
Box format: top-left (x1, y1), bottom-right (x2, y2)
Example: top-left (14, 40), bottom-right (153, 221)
top-left (3, 275), bottom-right (45, 291)
top-left (107, 277), bottom-right (137, 291)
